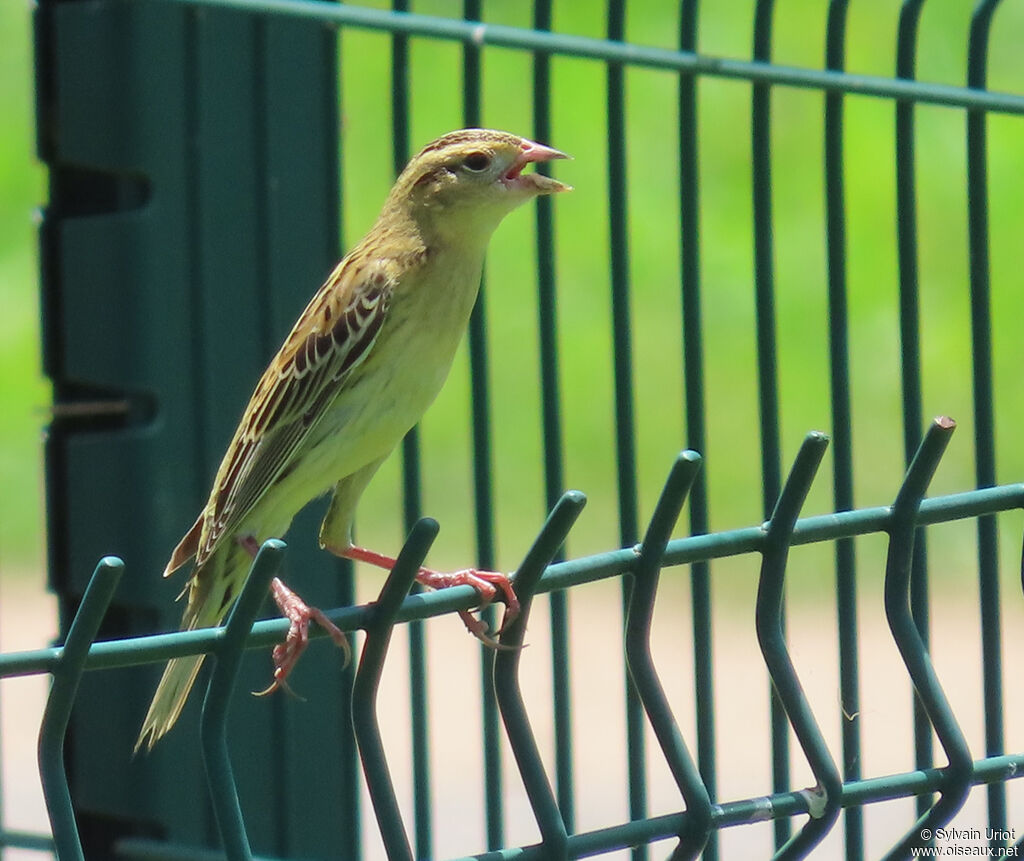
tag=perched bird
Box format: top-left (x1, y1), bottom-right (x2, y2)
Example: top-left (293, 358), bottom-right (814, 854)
top-left (137, 129), bottom-right (571, 751)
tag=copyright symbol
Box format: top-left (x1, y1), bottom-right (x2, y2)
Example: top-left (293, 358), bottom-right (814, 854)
top-left (920, 828), bottom-right (932, 841)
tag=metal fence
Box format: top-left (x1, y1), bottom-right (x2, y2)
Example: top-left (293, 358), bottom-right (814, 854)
top-left (6, 1), bottom-right (1024, 859)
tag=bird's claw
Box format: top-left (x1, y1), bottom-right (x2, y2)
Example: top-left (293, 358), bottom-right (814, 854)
top-left (254, 577), bottom-right (351, 698)
top-left (416, 568), bottom-right (521, 646)
top-left (339, 545), bottom-right (524, 646)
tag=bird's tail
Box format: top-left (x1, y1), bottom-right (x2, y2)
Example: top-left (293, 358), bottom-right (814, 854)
top-left (135, 542), bottom-right (250, 753)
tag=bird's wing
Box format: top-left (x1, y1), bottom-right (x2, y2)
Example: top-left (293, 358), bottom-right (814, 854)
top-left (191, 257), bottom-right (396, 570)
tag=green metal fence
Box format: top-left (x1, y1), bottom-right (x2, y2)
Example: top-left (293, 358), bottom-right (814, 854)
top-left (6, 1), bottom-right (1024, 859)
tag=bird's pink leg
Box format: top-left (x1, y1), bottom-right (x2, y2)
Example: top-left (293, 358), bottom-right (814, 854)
top-left (237, 535), bottom-right (351, 697)
top-left (256, 579), bottom-right (351, 697)
top-left (339, 544), bottom-right (520, 646)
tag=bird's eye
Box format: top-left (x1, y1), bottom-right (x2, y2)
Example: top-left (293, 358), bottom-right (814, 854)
top-left (462, 152), bottom-right (492, 172)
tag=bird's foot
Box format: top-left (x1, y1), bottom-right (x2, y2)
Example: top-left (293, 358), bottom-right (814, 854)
top-left (336, 545), bottom-right (520, 648)
top-left (415, 567), bottom-right (520, 647)
top-left (254, 577), bottom-right (351, 697)
top-left (236, 535), bottom-right (352, 692)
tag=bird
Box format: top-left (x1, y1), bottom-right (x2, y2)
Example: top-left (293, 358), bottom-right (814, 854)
top-left (136, 129), bottom-right (571, 751)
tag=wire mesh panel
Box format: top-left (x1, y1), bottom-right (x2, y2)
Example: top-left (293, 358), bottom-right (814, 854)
top-left (7, 1), bottom-right (1024, 860)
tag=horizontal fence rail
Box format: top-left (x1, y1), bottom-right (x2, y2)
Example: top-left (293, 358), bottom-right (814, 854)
top-left (150, 0), bottom-right (1024, 115)
top-left (5, 426), bottom-right (1024, 859)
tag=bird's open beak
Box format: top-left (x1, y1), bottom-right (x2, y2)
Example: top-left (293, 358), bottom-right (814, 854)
top-left (504, 140), bottom-right (572, 194)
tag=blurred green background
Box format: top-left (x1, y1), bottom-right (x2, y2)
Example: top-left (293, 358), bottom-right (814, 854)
top-left (2, 1), bottom-right (48, 576)
top-left (3, 0), bottom-right (1024, 596)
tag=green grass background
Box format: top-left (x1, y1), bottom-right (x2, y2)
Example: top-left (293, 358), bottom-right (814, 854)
top-left (3, 0), bottom-right (1024, 600)
top-left (2, 0), bottom-right (48, 576)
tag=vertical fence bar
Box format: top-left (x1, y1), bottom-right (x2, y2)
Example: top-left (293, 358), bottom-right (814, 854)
top-left (334, 19), bottom-right (363, 859)
top-left (353, 520), bottom-right (439, 861)
top-left (251, 21), bottom-right (289, 856)
top-left (388, 4), bottom-right (434, 854)
top-left (494, 493), bottom-right (587, 861)
top-left (966, 0), bottom-right (1006, 845)
top-left (390, 6), bottom-right (413, 530)
top-left (38, 557), bottom-right (124, 861)
top-left (677, 4), bottom-right (718, 859)
top-left (200, 541), bottom-right (285, 861)
top-left (333, 567), bottom-right (361, 857)
top-left (606, 4), bottom-right (646, 858)
top-left (756, 435), bottom-right (843, 859)
top-left (895, 1), bottom-right (934, 817)
top-left (751, 0), bottom-right (788, 848)
top-left (604, 9), bottom-right (640, 551)
top-left (460, 1), bottom-right (504, 848)
top-left (625, 453), bottom-right (711, 861)
top-left (532, 0), bottom-right (575, 832)
top-left (823, 2), bottom-right (863, 859)
top-left (882, 418), bottom-right (973, 860)
top-left (750, 3), bottom-right (782, 510)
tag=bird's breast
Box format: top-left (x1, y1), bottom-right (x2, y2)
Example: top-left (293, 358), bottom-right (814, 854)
top-left (308, 246), bottom-right (486, 474)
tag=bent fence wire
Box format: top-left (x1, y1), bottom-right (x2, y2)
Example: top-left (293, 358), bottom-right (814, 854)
top-left (4, 428), bottom-right (1024, 860)
top-left (9, 0), bottom-right (1024, 860)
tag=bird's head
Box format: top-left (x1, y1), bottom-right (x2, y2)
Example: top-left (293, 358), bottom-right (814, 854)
top-left (387, 129), bottom-right (571, 244)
